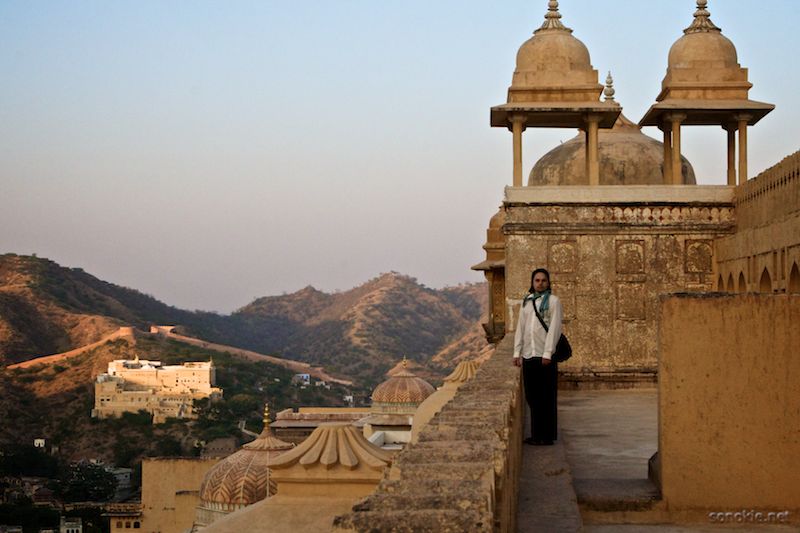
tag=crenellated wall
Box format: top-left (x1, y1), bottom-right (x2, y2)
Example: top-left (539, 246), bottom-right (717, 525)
top-left (715, 151), bottom-right (800, 294)
top-left (333, 337), bottom-right (523, 532)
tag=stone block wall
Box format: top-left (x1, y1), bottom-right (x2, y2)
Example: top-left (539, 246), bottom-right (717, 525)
top-left (333, 337), bottom-right (522, 532)
top-left (716, 150), bottom-right (800, 293)
top-left (658, 294), bottom-right (800, 513)
top-left (503, 186), bottom-right (734, 378)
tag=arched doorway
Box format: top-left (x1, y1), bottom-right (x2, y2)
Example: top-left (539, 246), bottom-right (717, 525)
top-left (726, 273), bottom-right (734, 292)
top-left (759, 268), bottom-right (772, 293)
top-left (789, 263), bottom-right (800, 294)
top-left (717, 275), bottom-right (724, 291)
top-left (738, 272), bottom-right (747, 293)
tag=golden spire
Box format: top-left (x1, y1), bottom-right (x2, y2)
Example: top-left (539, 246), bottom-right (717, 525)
top-left (536, 0), bottom-right (571, 33)
top-left (684, 0), bottom-right (721, 34)
top-left (262, 403), bottom-right (270, 426)
top-left (402, 355), bottom-right (408, 369)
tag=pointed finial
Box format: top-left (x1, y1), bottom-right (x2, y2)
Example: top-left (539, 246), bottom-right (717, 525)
top-left (604, 71), bottom-right (616, 102)
top-left (684, 0), bottom-right (721, 34)
top-left (262, 403), bottom-right (270, 426)
top-left (402, 356), bottom-right (408, 369)
top-left (536, 0), bottom-right (572, 33)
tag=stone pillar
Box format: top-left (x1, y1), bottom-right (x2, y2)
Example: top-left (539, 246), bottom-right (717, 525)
top-left (724, 123), bottom-right (737, 186)
top-left (661, 124), bottom-right (673, 185)
top-left (585, 114), bottom-right (601, 186)
top-left (737, 114), bottom-right (751, 184)
top-left (669, 113), bottom-right (686, 185)
top-left (511, 115), bottom-right (527, 187)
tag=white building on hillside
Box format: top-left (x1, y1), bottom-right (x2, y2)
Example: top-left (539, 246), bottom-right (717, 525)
top-left (92, 356), bottom-right (222, 424)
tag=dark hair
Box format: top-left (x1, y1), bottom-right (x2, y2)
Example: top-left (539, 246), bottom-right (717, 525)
top-left (528, 268), bottom-right (551, 293)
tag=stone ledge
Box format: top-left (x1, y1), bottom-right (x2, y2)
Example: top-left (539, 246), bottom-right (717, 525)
top-left (333, 337), bottom-right (522, 532)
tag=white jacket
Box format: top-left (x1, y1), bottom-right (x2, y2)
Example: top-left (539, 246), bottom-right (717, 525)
top-left (513, 294), bottom-right (563, 361)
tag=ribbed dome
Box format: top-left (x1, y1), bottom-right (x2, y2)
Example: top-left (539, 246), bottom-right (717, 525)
top-left (198, 417), bottom-right (293, 510)
top-left (371, 364), bottom-right (434, 406)
top-left (529, 113), bottom-right (696, 186)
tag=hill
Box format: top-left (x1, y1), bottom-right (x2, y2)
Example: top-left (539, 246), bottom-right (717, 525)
top-left (0, 254), bottom-right (490, 384)
top-left (0, 333), bottom-right (360, 464)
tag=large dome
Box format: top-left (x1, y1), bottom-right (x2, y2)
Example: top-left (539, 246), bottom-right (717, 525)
top-left (529, 113), bottom-right (696, 186)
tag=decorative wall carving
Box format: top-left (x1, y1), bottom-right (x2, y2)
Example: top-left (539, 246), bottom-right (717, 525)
top-left (548, 240), bottom-right (577, 273)
top-left (685, 240), bottom-right (713, 273)
top-left (616, 283), bottom-right (645, 320)
top-left (616, 240), bottom-right (645, 274)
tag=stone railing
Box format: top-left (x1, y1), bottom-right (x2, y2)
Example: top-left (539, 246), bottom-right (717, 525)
top-left (736, 150), bottom-right (800, 229)
top-left (333, 337), bottom-right (522, 532)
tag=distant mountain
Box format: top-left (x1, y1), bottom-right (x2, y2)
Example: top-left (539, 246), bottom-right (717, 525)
top-left (0, 254), bottom-right (490, 384)
top-left (235, 272), bottom-right (488, 380)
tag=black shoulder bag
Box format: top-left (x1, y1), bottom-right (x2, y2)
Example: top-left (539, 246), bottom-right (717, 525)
top-left (531, 302), bottom-right (572, 363)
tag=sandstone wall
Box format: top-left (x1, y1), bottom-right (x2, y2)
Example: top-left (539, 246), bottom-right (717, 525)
top-left (333, 336), bottom-right (523, 532)
top-left (140, 457), bottom-right (219, 533)
top-left (716, 151), bottom-right (800, 293)
top-left (658, 294), bottom-right (800, 512)
top-left (503, 186), bottom-right (734, 379)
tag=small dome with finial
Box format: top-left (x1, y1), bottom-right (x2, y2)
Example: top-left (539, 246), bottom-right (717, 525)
top-left (371, 358), bottom-right (435, 413)
top-left (668, 1), bottom-right (739, 74)
top-left (197, 404), bottom-right (293, 519)
top-left (508, 0), bottom-right (602, 103)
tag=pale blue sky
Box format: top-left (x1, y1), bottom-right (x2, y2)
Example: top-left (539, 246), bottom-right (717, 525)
top-left (1, 1), bottom-right (798, 312)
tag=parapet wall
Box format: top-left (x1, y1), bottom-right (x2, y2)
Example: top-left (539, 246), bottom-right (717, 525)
top-left (658, 294), bottom-right (800, 514)
top-left (333, 336), bottom-right (522, 532)
top-left (716, 150), bottom-right (800, 293)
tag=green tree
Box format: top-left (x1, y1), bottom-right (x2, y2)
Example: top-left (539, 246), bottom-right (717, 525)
top-left (57, 462), bottom-right (117, 502)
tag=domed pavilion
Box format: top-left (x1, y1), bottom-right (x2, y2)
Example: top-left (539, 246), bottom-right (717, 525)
top-left (639, 0), bottom-right (774, 184)
top-left (491, 0), bottom-right (620, 186)
top-left (193, 405), bottom-right (294, 530)
top-left (361, 358), bottom-right (435, 450)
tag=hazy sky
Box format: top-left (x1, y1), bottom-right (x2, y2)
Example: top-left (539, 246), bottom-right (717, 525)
top-left (2, 1), bottom-right (798, 313)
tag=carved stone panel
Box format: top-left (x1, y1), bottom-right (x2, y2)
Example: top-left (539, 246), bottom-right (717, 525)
top-left (548, 240), bottom-right (577, 274)
top-left (616, 283), bottom-right (645, 320)
top-left (685, 240), bottom-right (713, 273)
top-left (616, 240), bottom-right (645, 274)
top-left (553, 281), bottom-right (576, 321)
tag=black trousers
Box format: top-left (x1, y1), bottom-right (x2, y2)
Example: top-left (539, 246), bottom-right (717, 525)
top-left (522, 357), bottom-right (557, 442)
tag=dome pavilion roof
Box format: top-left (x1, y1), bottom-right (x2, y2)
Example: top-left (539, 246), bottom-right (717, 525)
top-left (371, 359), bottom-right (434, 408)
top-left (198, 406), bottom-right (294, 509)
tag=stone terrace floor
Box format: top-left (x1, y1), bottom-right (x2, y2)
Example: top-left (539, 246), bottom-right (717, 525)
top-left (518, 388), bottom-right (797, 532)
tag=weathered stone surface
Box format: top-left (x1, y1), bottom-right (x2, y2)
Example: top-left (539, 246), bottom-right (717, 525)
top-left (334, 337), bottom-right (523, 532)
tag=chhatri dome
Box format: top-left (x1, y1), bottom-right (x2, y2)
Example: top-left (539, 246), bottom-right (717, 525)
top-left (666, 0), bottom-right (739, 83)
top-left (194, 405), bottom-right (294, 529)
top-left (371, 358), bottom-right (434, 414)
top-left (509, 0), bottom-right (602, 103)
top-left (530, 80), bottom-right (696, 185)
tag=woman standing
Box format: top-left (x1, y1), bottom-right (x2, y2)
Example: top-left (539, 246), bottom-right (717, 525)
top-left (512, 268), bottom-right (563, 445)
